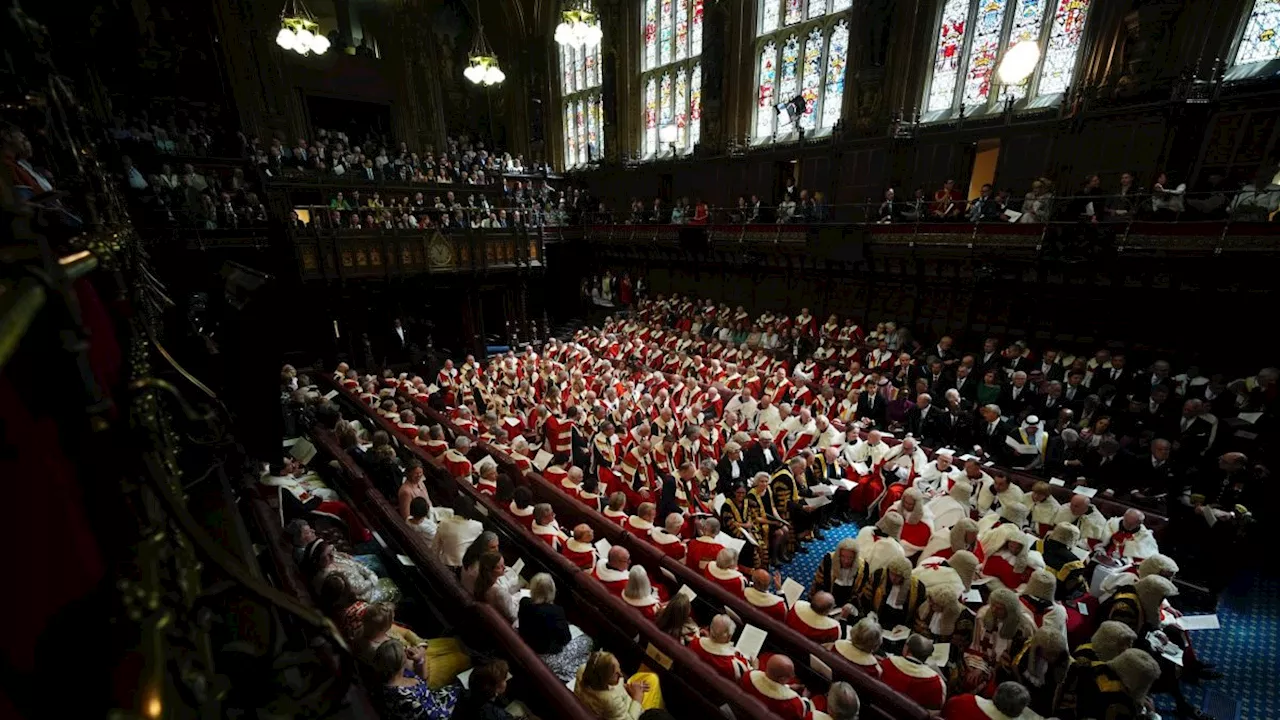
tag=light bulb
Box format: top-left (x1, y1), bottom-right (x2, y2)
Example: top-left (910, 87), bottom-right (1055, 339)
top-left (295, 28), bottom-right (314, 50)
top-left (464, 64), bottom-right (482, 83)
top-left (490, 67), bottom-right (506, 84)
top-left (586, 25), bottom-right (602, 46)
top-left (555, 24), bottom-right (571, 45)
top-left (276, 28), bottom-right (296, 50)
top-left (997, 40), bottom-right (1040, 85)
top-left (310, 33), bottom-right (330, 54)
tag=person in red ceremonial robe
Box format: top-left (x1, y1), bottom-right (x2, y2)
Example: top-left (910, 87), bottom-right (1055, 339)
top-left (650, 513), bottom-right (687, 560)
top-left (531, 504), bottom-right (568, 552)
top-left (889, 487), bottom-right (935, 556)
top-left (921, 517), bottom-right (986, 566)
top-left (880, 634), bottom-right (947, 710)
top-left (415, 426), bottom-right (449, 458)
top-left (832, 617), bottom-right (884, 676)
top-left (436, 358), bottom-right (458, 389)
top-left (979, 525), bottom-right (1034, 592)
top-left (943, 681), bottom-right (1040, 720)
top-left (704, 548), bottom-right (747, 597)
top-left (687, 516), bottom-right (727, 571)
top-left (620, 566), bottom-right (661, 619)
top-left (562, 524), bottom-right (598, 570)
top-left (545, 463), bottom-right (572, 491)
top-left (1103, 508), bottom-right (1160, 561)
top-left (740, 655), bottom-right (815, 720)
top-left (854, 510), bottom-right (908, 573)
top-left (786, 591), bottom-right (845, 646)
top-left (475, 464), bottom-right (501, 496)
top-left (603, 492), bottom-right (629, 526)
top-left (843, 430), bottom-right (893, 512)
top-left (592, 545), bottom-right (632, 597)
top-left (690, 615), bottom-right (752, 681)
top-left (443, 436), bottom-right (474, 480)
top-left (618, 440), bottom-right (658, 508)
top-left (394, 410), bottom-right (418, 439)
top-left (625, 501), bottom-right (657, 537)
top-left (508, 486), bottom-right (536, 530)
top-left (744, 568), bottom-right (788, 621)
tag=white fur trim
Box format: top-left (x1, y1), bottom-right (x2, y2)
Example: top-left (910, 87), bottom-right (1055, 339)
top-left (510, 504), bottom-right (533, 517)
top-left (747, 671), bottom-right (799, 701)
top-left (565, 538), bottom-right (594, 553)
top-left (833, 640), bottom-right (879, 666)
top-left (593, 561), bottom-right (629, 584)
top-left (744, 587), bottom-right (785, 608)
top-left (793, 601), bottom-right (839, 630)
top-left (651, 529), bottom-right (683, 546)
top-left (707, 564), bottom-right (744, 581)
top-left (627, 516), bottom-right (655, 532)
top-left (695, 638), bottom-right (741, 657)
top-left (622, 592), bottom-right (659, 609)
top-left (975, 696), bottom-right (1044, 720)
top-left (887, 654), bottom-right (942, 680)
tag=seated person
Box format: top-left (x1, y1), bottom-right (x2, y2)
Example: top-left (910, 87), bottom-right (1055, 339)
top-left (704, 547), bottom-right (747, 597)
top-left (475, 551), bottom-right (522, 624)
top-left (621, 566), bottom-right (661, 619)
top-left (942, 681), bottom-right (1038, 720)
top-left (1050, 495), bottom-right (1108, 549)
top-left (1102, 508), bottom-right (1160, 561)
top-left (919, 518), bottom-right (984, 565)
top-left (832, 617), bottom-right (883, 676)
top-left (627, 502), bottom-right (658, 536)
top-left (461, 531), bottom-right (500, 591)
top-left (261, 459), bottom-right (371, 544)
top-left (436, 495), bottom-right (485, 567)
top-left (1027, 481), bottom-right (1061, 536)
top-left (1018, 570), bottom-right (1068, 635)
top-left (305, 539), bottom-right (400, 604)
top-left (593, 545), bottom-right (633, 597)
top-left (925, 481), bottom-right (974, 533)
top-left (686, 516), bottom-right (726, 571)
top-left (855, 511), bottom-right (908, 572)
top-left (811, 538), bottom-right (869, 608)
top-left (508, 486), bottom-right (536, 529)
top-left (574, 650), bottom-right (661, 719)
top-left (562, 523), bottom-right (599, 569)
top-left (519, 573), bottom-right (593, 683)
top-left (862, 556), bottom-right (925, 631)
top-left (690, 614), bottom-right (752, 680)
top-left (879, 633), bottom-right (947, 711)
top-left (1052, 649), bottom-right (1160, 720)
top-left (744, 568), bottom-right (788, 621)
top-left (443, 436), bottom-right (474, 480)
top-left (370, 639), bottom-right (461, 720)
top-left (1012, 627), bottom-right (1070, 716)
top-left (603, 491), bottom-right (630, 525)
top-left (740, 655), bottom-right (814, 720)
top-left (814, 681), bottom-right (861, 720)
top-left (978, 526), bottom-right (1034, 592)
top-left (530, 503), bottom-right (568, 551)
top-left (451, 659), bottom-right (521, 720)
top-left (647, 512), bottom-right (686, 558)
top-left (1036, 523), bottom-right (1087, 601)
top-left (913, 583), bottom-right (976, 672)
top-left (406, 497), bottom-right (437, 544)
top-left (786, 590), bottom-right (846, 646)
top-left (653, 593), bottom-right (700, 645)
top-left (961, 588), bottom-right (1036, 696)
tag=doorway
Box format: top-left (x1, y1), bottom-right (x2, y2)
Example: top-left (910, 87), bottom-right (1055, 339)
top-left (968, 139), bottom-right (1001, 201)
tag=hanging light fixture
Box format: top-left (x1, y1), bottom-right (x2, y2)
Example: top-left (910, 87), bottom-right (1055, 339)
top-left (997, 40), bottom-right (1041, 85)
top-left (555, 0), bottom-right (603, 48)
top-left (276, 0), bottom-right (330, 56)
top-left (465, 0), bottom-right (505, 85)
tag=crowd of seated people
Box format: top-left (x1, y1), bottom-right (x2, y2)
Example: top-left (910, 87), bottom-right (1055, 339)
top-left (107, 101), bottom-right (244, 160)
top-left (248, 129), bottom-right (544, 185)
top-left (304, 188), bottom-right (543, 231)
top-left (396, 291), bottom-right (1273, 719)
top-left (119, 155), bottom-right (268, 230)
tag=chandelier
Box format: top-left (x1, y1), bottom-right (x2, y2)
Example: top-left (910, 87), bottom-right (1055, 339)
top-left (464, 0), bottom-right (505, 85)
top-left (275, 0), bottom-right (330, 56)
top-left (555, 0), bottom-right (603, 48)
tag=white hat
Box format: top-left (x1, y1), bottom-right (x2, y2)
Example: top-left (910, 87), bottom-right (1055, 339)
top-left (1025, 415), bottom-right (1040, 425)
top-left (936, 448), bottom-right (955, 458)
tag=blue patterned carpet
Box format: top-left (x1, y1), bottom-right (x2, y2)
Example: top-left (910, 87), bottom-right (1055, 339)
top-left (776, 519), bottom-right (1277, 720)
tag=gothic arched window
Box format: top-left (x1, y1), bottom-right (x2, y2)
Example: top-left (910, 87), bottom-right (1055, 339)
top-left (753, 0), bottom-right (851, 144)
top-left (641, 0), bottom-right (703, 158)
top-left (1233, 0), bottom-right (1280, 67)
top-left (560, 43), bottom-right (604, 170)
top-left (924, 0), bottom-right (1093, 119)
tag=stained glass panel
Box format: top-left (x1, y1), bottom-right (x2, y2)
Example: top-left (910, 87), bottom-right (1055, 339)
top-left (575, 43), bottom-right (587, 89)
top-left (799, 28), bottom-right (824, 130)
top-left (660, 72), bottom-right (674, 137)
top-left (645, 77), bottom-right (658, 157)
top-left (645, 0), bottom-right (658, 69)
top-left (756, 42), bottom-right (777, 139)
top-left (927, 0), bottom-right (971, 112)
top-left (831, 0), bottom-right (852, 10)
top-left (821, 20), bottom-right (849, 128)
top-left (778, 34), bottom-right (801, 127)
top-left (784, 0), bottom-right (803, 26)
top-left (660, 0), bottom-right (674, 64)
top-left (690, 64), bottom-right (702, 149)
top-left (565, 104), bottom-right (576, 168)
top-left (692, 0), bottom-right (704, 56)
top-left (961, 0), bottom-right (1008, 108)
top-left (563, 46), bottom-right (575, 94)
top-left (588, 96), bottom-right (601, 162)
top-left (807, 0), bottom-right (826, 19)
top-left (762, 0), bottom-right (780, 34)
top-left (676, 0), bottom-right (690, 60)
top-left (576, 100), bottom-right (587, 166)
top-left (1038, 0), bottom-right (1091, 94)
top-left (1001, 0), bottom-right (1046, 100)
top-left (1236, 0), bottom-right (1280, 66)
top-left (675, 68), bottom-right (689, 150)
top-left (585, 48), bottom-right (599, 89)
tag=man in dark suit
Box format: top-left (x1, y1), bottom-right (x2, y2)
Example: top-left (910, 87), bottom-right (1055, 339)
top-left (975, 404), bottom-right (1013, 465)
top-left (785, 328), bottom-right (813, 365)
top-left (856, 384), bottom-right (888, 429)
top-left (919, 358), bottom-right (950, 397)
top-left (1132, 360), bottom-right (1177, 403)
top-left (1173, 399), bottom-right (1215, 460)
top-left (1137, 385), bottom-right (1179, 439)
top-left (951, 364), bottom-right (979, 404)
top-left (999, 371), bottom-right (1034, 418)
top-left (977, 337), bottom-right (1004, 376)
top-left (1061, 370), bottom-right (1090, 413)
top-left (931, 336), bottom-right (960, 369)
top-left (1130, 439), bottom-right (1180, 500)
top-left (1081, 439), bottom-right (1133, 493)
top-left (1092, 353), bottom-right (1134, 398)
top-left (1033, 381), bottom-right (1067, 420)
top-left (927, 394), bottom-right (974, 449)
top-left (1035, 349), bottom-right (1066, 384)
top-left (903, 393), bottom-right (935, 440)
top-left (1003, 343), bottom-right (1033, 377)
top-left (389, 317), bottom-right (411, 364)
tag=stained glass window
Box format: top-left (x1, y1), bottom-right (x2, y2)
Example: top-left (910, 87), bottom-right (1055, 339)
top-left (756, 41), bottom-right (777, 139)
top-left (1038, 0), bottom-right (1091, 95)
top-left (785, 0), bottom-right (803, 26)
top-left (799, 29), bottom-right (824, 130)
top-left (821, 20), bottom-right (848, 128)
top-left (660, 0), bottom-right (674, 64)
top-left (925, 0), bottom-right (1093, 116)
top-left (640, 0), bottom-right (704, 158)
top-left (961, 0), bottom-right (1008, 108)
top-left (561, 35), bottom-right (603, 169)
top-left (753, 0), bottom-right (852, 141)
top-left (1235, 0), bottom-right (1280, 66)
top-left (690, 65), bottom-right (703, 148)
top-left (644, 0), bottom-right (658, 69)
